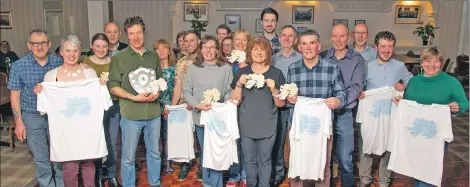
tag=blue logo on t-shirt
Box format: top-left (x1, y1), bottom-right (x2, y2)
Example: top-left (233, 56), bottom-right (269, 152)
top-left (369, 99), bottom-right (392, 118)
top-left (168, 109), bottom-right (187, 124)
top-left (407, 118), bottom-right (438, 139)
top-left (300, 115), bottom-right (321, 135)
top-left (60, 97), bottom-right (91, 117)
top-left (206, 115), bottom-right (227, 133)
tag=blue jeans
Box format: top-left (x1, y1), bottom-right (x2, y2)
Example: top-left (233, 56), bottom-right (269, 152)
top-left (195, 125), bottom-right (223, 187)
top-left (333, 109), bottom-right (354, 187)
top-left (96, 100), bottom-right (120, 179)
top-left (272, 108), bottom-right (289, 181)
top-left (22, 112), bottom-right (64, 187)
top-left (228, 139), bottom-right (246, 182)
top-left (120, 116), bottom-right (162, 187)
top-left (241, 134), bottom-right (276, 187)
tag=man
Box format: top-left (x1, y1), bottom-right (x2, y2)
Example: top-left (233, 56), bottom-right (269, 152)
top-left (286, 29), bottom-right (346, 187)
top-left (88, 22), bottom-right (128, 56)
top-left (9, 29), bottom-right (64, 187)
top-left (171, 30), bottom-right (200, 182)
top-left (358, 31), bottom-right (412, 187)
top-left (351, 24), bottom-right (376, 62)
top-left (271, 25), bottom-right (302, 186)
top-left (319, 24), bottom-right (366, 187)
top-left (261, 7), bottom-right (281, 55)
top-left (216, 24), bottom-right (231, 46)
top-left (108, 16), bottom-right (163, 187)
top-left (0, 40), bottom-right (20, 63)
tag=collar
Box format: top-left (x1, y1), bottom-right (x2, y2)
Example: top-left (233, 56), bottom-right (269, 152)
top-left (263, 33), bottom-right (278, 41)
top-left (276, 50), bottom-right (300, 58)
top-left (300, 57), bottom-right (324, 70)
top-left (128, 46), bottom-right (148, 55)
top-left (327, 46), bottom-right (354, 60)
top-left (372, 58), bottom-right (398, 66)
top-left (25, 52), bottom-right (54, 66)
top-left (111, 42), bottom-right (120, 51)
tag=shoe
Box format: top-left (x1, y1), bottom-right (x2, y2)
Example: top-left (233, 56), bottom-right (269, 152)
top-left (240, 180), bottom-right (247, 187)
top-left (96, 175), bottom-right (104, 187)
top-left (108, 177), bottom-right (122, 187)
top-left (197, 168), bottom-right (202, 181)
top-left (178, 166), bottom-right (189, 181)
top-left (274, 177), bottom-right (285, 186)
top-left (332, 162), bottom-right (339, 178)
top-left (226, 181), bottom-right (236, 187)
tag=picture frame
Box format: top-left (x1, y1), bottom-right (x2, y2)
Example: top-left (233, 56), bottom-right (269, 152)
top-left (355, 20), bottom-right (365, 25)
top-left (395, 5), bottom-right (421, 24)
top-left (292, 6), bottom-right (314, 24)
top-left (255, 19), bottom-right (263, 33)
top-left (225, 15), bottom-right (241, 32)
top-left (0, 12), bottom-right (12, 29)
top-left (184, 3), bottom-right (208, 21)
top-left (333, 19), bottom-right (348, 27)
top-left (297, 27), bottom-right (307, 33)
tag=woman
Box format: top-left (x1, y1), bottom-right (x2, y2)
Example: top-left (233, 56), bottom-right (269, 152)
top-left (230, 36), bottom-right (285, 187)
top-left (393, 47), bottom-right (469, 187)
top-left (174, 31), bottom-right (188, 60)
top-left (81, 33), bottom-right (121, 187)
top-left (154, 39), bottom-right (177, 174)
top-left (221, 36), bottom-right (233, 59)
top-left (231, 29), bottom-right (252, 72)
top-left (39, 35), bottom-right (102, 187)
top-left (183, 35), bottom-right (233, 187)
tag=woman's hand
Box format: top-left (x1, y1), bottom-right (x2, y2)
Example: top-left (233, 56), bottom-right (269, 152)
top-left (238, 74), bottom-right (252, 85)
top-left (195, 103), bottom-right (212, 111)
top-left (265, 79), bottom-right (277, 93)
top-left (33, 83), bottom-right (43, 94)
top-left (99, 76), bottom-right (108, 85)
top-left (228, 98), bottom-right (241, 105)
top-left (358, 91), bottom-right (365, 100)
top-left (448, 102), bottom-right (460, 113)
top-left (163, 109), bottom-right (169, 120)
top-left (392, 96), bottom-right (403, 105)
top-left (287, 96), bottom-right (297, 104)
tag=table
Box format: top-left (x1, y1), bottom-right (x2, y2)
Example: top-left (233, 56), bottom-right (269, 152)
top-left (393, 54), bottom-right (421, 64)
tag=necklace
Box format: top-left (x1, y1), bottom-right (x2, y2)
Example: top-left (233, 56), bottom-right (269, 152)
top-left (63, 68), bottom-right (82, 77)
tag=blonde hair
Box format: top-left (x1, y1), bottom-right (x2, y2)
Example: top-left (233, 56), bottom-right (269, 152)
top-left (154, 39), bottom-right (177, 66)
top-left (232, 29), bottom-right (252, 51)
top-left (420, 46), bottom-right (444, 64)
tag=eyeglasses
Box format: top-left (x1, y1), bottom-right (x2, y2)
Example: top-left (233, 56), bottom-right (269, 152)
top-left (29, 41), bottom-right (49, 47)
top-left (223, 44), bottom-right (232, 48)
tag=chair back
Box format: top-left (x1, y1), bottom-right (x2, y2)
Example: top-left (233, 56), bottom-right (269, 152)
top-left (442, 58), bottom-right (450, 72)
top-left (406, 51), bottom-right (416, 58)
top-left (456, 54), bottom-right (469, 75)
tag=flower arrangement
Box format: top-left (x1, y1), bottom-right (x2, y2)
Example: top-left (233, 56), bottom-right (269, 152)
top-left (149, 78), bottom-right (167, 95)
top-left (413, 22), bottom-right (439, 46)
top-left (245, 74), bottom-right (265, 89)
top-left (202, 88), bottom-right (221, 104)
top-left (277, 83), bottom-right (299, 100)
top-left (100, 72), bottom-right (109, 82)
top-left (227, 50), bottom-right (246, 64)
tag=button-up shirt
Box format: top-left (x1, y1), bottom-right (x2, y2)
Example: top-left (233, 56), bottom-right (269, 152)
top-left (366, 58), bottom-right (413, 90)
top-left (272, 50), bottom-right (302, 79)
top-left (351, 44), bottom-right (377, 62)
top-left (7, 53), bottom-right (63, 113)
top-left (286, 58), bottom-right (347, 122)
top-left (320, 47), bottom-right (366, 109)
top-left (265, 34), bottom-right (281, 55)
top-left (108, 47), bottom-right (163, 120)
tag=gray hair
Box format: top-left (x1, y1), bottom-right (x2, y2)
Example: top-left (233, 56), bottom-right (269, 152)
top-left (298, 29), bottom-right (320, 42)
top-left (60, 35), bottom-right (81, 51)
top-left (28, 29), bottom-right (49, 42)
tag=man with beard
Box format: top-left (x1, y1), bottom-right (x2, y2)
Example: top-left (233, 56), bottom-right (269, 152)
top-left (108, 16), bottom-right (163, 187)
top-left (87, 22), bottom-right (128, 57)
top-left (351, 24), bottom-right (376, 62)
top-left (319, 24), bottom-right (365, 187)
top-left (261, 7), bottom-right (281, 55)
top-left (357, 31), bottom-right (411, 187)
top-left (171, 30), bottom-right (200, 182)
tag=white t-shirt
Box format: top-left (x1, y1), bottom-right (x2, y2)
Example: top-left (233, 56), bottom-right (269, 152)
top-left (288, 96), bottom-right (332, 180)
top-left (200, 102), bottom-right (239, 171)
top-left (166, 104), bottom-right (195, 163)
top-left (37, 78), bottom-right (112, 162)
top-left (387, 99), bottom-right (452, 187)
top-left (356, 86), bottom-right (402, 155)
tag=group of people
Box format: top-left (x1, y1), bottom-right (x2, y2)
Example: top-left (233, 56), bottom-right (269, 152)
top-left (7, 6), bottom-right (468, 187)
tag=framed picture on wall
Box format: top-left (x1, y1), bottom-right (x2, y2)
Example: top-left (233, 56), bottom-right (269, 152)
top-left (355, 20), bottom-right (365, 25)
top-left (297, 27), bottom-right (307, 33)
top-left (255, 19), bottom-right (263, 33)
top-left (395, 5), bottom-right (421, 24)
top-left (333, 19), bottom-right (348, 27)
top-left (292, 6), bottom-right (314, 24)
top-left (184, 2), bottom-right (208, 21)
top-left (225, 15), bottom-right (241, 32)
top-left (0, 12), bottom-right (12, 29)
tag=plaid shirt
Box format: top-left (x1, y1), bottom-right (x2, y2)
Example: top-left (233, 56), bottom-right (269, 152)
top-left (265, 34), bottom-right (281, 55)
top-left (286, 58), bottom-right (347, 107)
top-left (7, 53), bottom-right (63, 113)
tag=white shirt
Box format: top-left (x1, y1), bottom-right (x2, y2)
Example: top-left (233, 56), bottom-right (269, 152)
top-left (288, 96), bottom-right (332, 180)
top-left (200, 102), bottom-right (239, 170)
top-left (37, 78), bottom-right (112, 162)
top-left (166, 104), bottom-right (195, 163)
top-left (387, 99), bottom-right (452, 187)
top-left (356, 86), bottom-right (402, 155)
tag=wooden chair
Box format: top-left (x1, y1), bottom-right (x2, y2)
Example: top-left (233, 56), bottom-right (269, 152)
top-left (0, 72), bottom-right (10, 124)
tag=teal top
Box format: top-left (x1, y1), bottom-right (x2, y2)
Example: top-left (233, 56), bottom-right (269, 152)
top-left (404, 72), bottom-right (469, 115)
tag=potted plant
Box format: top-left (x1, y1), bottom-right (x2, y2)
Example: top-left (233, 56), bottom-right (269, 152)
top-left (413, 22), bottom-right (439, 46)
top-left (189, 13), bottom-right (209, 38)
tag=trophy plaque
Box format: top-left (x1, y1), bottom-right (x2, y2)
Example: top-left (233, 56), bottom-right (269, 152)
top-left (128, 66), bottom-right (156, 93)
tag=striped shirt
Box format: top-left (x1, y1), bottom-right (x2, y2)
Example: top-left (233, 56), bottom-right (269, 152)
top-left (7, 53), bottom-right (63, 113)
top-left (272, 50), bottom-right (302, 79)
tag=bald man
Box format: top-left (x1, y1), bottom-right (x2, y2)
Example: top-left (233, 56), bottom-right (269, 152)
top-left (351, 24), bottom-right (376, 62)
top-left (87, 22), bottom-right (128, 57)
top-left (320, 24), bottom-right (365, 187)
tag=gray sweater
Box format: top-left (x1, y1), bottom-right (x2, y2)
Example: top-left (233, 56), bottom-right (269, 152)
top-left (183, 62), bottom-right (233, 126)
